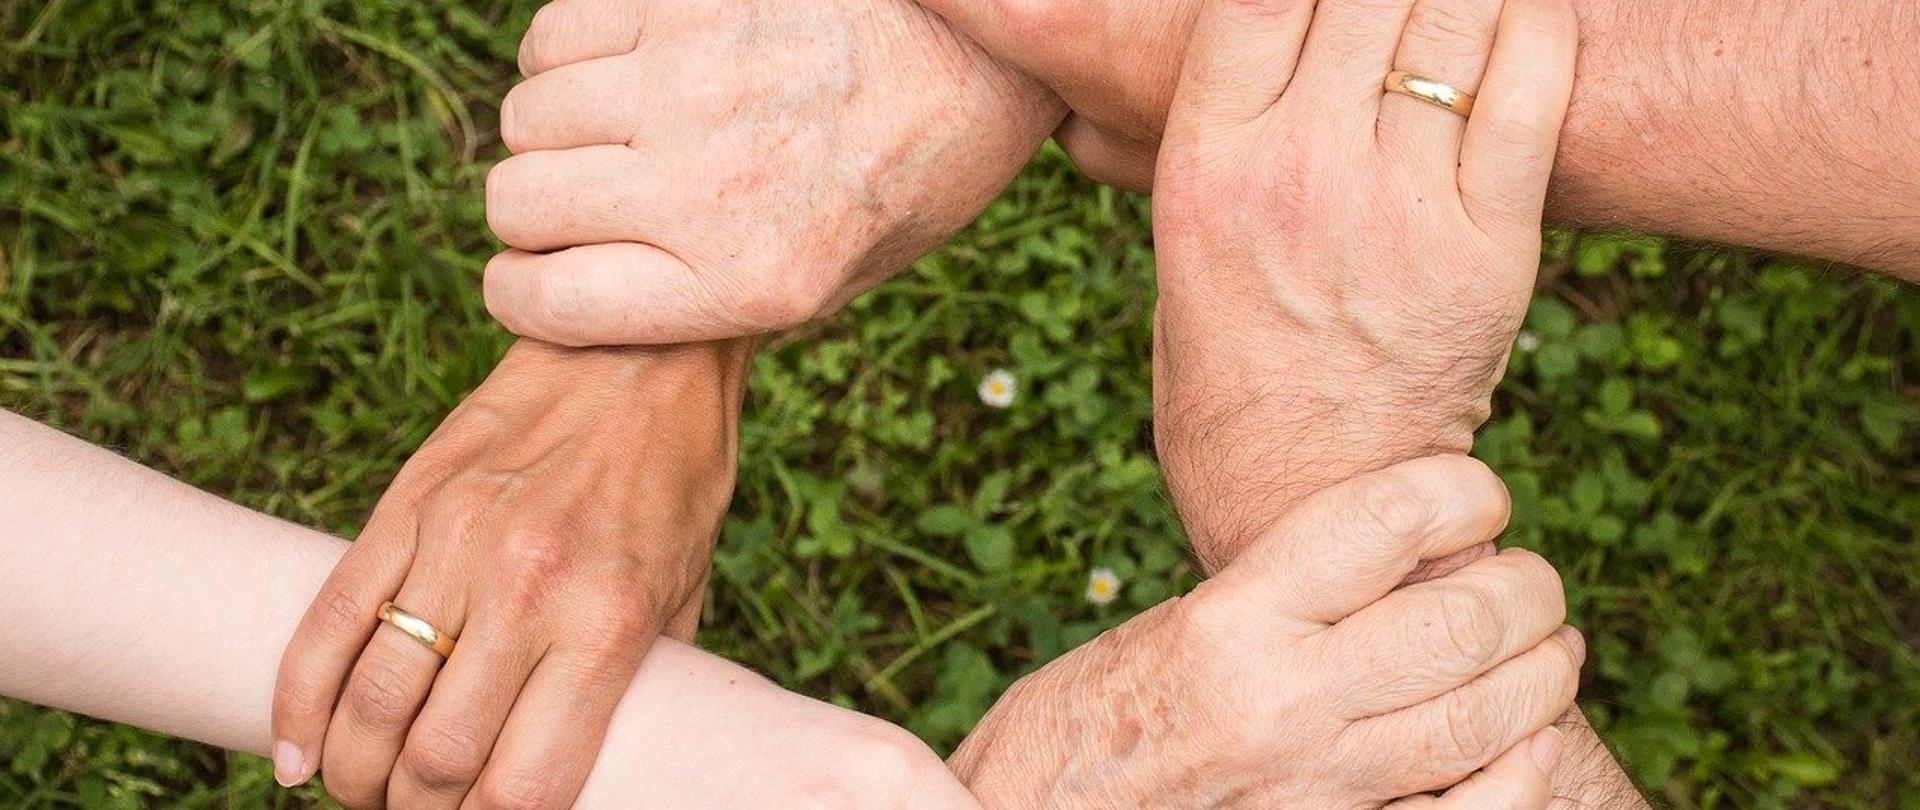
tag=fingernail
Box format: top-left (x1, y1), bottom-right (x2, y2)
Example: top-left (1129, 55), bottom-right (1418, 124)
top-left (1556, 625), bottom-right (1587, 662)
top-left (1528, 727), bottom-right (1565, 772)
top-left (271, 740), bottom-right (310, 787)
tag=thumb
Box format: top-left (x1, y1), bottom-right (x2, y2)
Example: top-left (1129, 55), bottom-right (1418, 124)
top-left (1210, 455), bottom-right (1512, 626)
top-left (484, 243), bottom-right (768, 346)
top-left (1388, 727), bottom-right (1562, 809)
top-left (1168, 0), bottom-right (1318, 131)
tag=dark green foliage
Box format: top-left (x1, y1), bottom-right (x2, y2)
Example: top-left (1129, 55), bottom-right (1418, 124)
top-left (3, 2), bottom-right (1917, 807)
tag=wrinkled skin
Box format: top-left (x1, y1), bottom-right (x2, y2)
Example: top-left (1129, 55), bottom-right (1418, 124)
top-left (951, 0), bottom-right (1616, 806)
top-left (482, 0), bottom-right (1064, 346)
top-left (1148, 0), bottom-right (1580, 563)
top-left (273, 340), bottom-right (752, 809)
top-left (950, 456), bottom-right (1582, 807)
top-left (917, 0), bottom-right (1198, 189)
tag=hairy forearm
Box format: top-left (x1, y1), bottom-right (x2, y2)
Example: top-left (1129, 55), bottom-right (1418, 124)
top-left (927, 0), bottom-right (1920, 278)
top-left (1551, 0), bottom-right (1920, 277)
top-left (1151, 347), bottom-right (1648, 806)
top-left (0, 378), bottom-right (976, 807)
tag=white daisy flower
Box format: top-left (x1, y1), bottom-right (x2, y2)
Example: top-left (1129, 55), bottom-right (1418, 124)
top-left (1085, 567), bottom-right (1123, 606)
top-left (978, 369), bottom-right (1017, 409)
top-left (1515, 331), bottom-right (1542, 353)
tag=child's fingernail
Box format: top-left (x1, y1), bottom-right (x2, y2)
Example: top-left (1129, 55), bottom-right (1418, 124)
top-left (272, 740), bottom-right (310, 787)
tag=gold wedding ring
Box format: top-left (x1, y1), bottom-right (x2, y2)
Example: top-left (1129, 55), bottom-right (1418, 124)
top-left (1384, 70), bottom-right (1476, 117)
top-left (378, 601), bottom-right (457, 658)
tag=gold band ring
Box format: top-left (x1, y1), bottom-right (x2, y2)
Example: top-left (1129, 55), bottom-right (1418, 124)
top-left (1384, 71), bottom-right (1476, 117)
top-left (377, 601), bottom-right (457, 658)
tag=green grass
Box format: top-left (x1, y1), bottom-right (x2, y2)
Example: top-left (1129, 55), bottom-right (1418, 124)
top-left (3, 1), bottom-right (1918, 807)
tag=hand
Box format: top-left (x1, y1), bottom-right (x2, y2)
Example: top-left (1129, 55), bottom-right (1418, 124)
top-left (578, 640), bottom-right (984, 810)
top-left (1148, 0), bottom-right (1579, 565)
top-left (916, 0), bottom-right (1198, 190)
top-left (271, 339), bottom-right (751, 809)
top-left (949, 456), bottom-right (1584, 806)
top-left (479, 0), bottom-right (1064, 347)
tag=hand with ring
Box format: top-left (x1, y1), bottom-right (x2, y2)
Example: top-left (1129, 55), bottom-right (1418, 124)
top-left (956, 0), bottom-right (1596, 804)
top-left (271, 339), bottom-right (752, 809)
top-left (1148, 0), bottom-right (1583, 561)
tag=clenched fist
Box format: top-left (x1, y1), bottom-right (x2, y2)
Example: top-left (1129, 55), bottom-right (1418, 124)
top-left (483, 0), bottom-right (1063, 346)
top-left (951, 456), bottom-right (1582, 807)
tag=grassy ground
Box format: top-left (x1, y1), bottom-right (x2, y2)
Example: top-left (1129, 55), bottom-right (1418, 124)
top-left (3, 1), bottom-right (1918, 807)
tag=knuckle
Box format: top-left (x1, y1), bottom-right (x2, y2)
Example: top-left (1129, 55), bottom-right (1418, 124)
top-left (345, 657), bottom-right (420, 727)
top-left (518, 267), bottom-right (595, 345)
top-left (591, 600), bottom-right (659, 652)
top-left (493, 523), bottom-right (573, 580)
top-left (1404, 1), bottom-right (1490, 54)
top-left (1439, 688), bottom-right (1504, 767)
top-left (312, 584), bottom-right (371, 639)
top-left (1485, 103), bottom-right (1554, 146)
top-left (487, 527), bottom-right (574, 610)
top-left (1504, 548), bottom-right (1567, 605)
top-left (1349, 471), bottom-right (1433, 541)
top-left (401, 722), bottom-right (489, 790)
top-left (1433, 585), bottom-right (1504, 666)
top-left (474, 768), bottom-right (564, 810)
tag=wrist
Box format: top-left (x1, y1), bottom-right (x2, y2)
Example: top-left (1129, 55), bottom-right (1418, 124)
top-left (1155, 347), bottom-right (1486, 569)
top-left (1547, 712), bottom-right (1651, 809)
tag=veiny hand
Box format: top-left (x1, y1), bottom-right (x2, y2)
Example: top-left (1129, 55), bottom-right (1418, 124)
top-left (272, 339), bottom-right (751, 809)
top-left (950, 456), bottom-right (1583, 807)
top-left (480, 0), bottom-right (1064, 346)
top-left (1148, 0), bottom-right (1580, 565)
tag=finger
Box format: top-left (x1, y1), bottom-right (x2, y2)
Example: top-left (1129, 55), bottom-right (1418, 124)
top-left (1054, 116), bottom-right (1158, 192)
top-left (320, 578), bottom-right (466, 809)
top-left (500, 55), bottom-right (647, 155)
top-left (1376, 0), bottom-right (1503, 181)
top-left (1385, 728), bottom-right (1560, 809)
top-left (485, 146), bottom-right (665, 253)
top-left (485, 244), bottom-right (781, 347)
top-left (1457, 0), bottom-right (1578, 232)
top-left (387, 610), bottom-right (542, 810)
top-left (1166, 0), bottom-right (1317, 131)
top-left (272, 518), bottom-right (415, 788)
top-left (1215, 455), bottom-right (1511, 625)
top-left (518, 0), bottom-right (645, 78)
top-left (1291, 0), bottom-right (1420, 109)
top-left (1325, 548), bottom-right (1567, 716)
top-left (1403, 540), bottom-right (1495, 585)
top-left (465, 646), bottom-right (643, 810)
top-left (1361, 625), bottom-right (1585, 794)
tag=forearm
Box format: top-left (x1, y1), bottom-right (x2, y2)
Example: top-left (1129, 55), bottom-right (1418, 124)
top-left (926, 0), bottom-right (1920, 278)
top-left (1150, 363), bottom-right (1647, 806)
top-left (0, 396), bottom-right (975, 807)
top-left (1551, 0), bottom-right (1920, 277)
